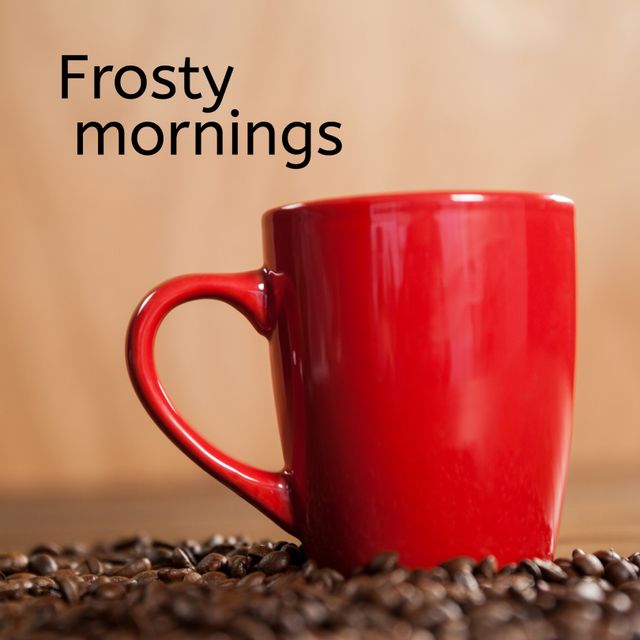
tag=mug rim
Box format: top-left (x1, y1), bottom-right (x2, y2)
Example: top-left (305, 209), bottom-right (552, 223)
top-left (266, 190), bottom-right (574, 217)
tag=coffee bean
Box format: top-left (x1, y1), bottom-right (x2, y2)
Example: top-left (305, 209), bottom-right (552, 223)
top-left (227, 554), bottom-right (250, 579)
top-left (606, 590), bottom-right (633, 613)
top-left (200, 571), bottom-right (228, 585)
top-left (118, 557), bottom-right (151, 578)
top-left (55, 576), bottom-right (80, 604)
top-left (440, 556), bottom-right (475, 576)
top-left (365, 551), bottom-right (399, 574)
top-left (0, 580), bottom-right (23, 599)
top-left (533, 558), bottom-right (568, 583)
top-left (279, 543), bottom-right (303, 565)
top-left (474, 556), bottom-right (497, 579)
top-left (499, 563), bottom-right (518, 576)
top-left (8, 576), bottom-right (34, 592)
top-left (158, 568), bottom-right (192, 582)
top-left (149, 546), bottom-right (174, 566)
top-left (573, 553), bottom-right (604, 577)
top-left (237, 571), bottom-right (266, 587)
top-left (605, 559), bottom-right (638, 586)
top-left (30, 543), bottom-right (63, 557)
top-left (519, 559), bottom-right (542, 580)
top-left (570, 577), bottom-right (605, 602)
top-left (247, 543), bottom-right (271, 559)
top-left (594, 549), bottom-right (622, 565)
top-left (7, 571), bottom-right (36, 581)
top-left (256, 550), bottom-right (290, 576)
top-left (6, 536), bottom-right (640, 638)
top-left (308, 567), bottom-right (344, 590)
top-left (132, 569), bottom-right (159, 585)
top-left (171, 547), bottom-right (194, 569)
top-left (95, 582), bottom-right (126, 600)
top-left (29, 554), bottom-right (58, 576)
top-left (113, 534), bottom-right (150, 551)
top-left (0, 552), bottom-right (28, 575)
top-left (79, 574), bottom-right (100, 587)
top-left (182, 570), bottom-right (203, 584)
top-left (179, 539), bottom-right (201, 559)
top-left (196, 552), bottom-right (227, 573)
top-left (29, 576), bottom-right (56, 596)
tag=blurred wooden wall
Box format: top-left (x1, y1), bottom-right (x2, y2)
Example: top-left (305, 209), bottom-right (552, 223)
top-left (1, 0), bottom-right (639, 496)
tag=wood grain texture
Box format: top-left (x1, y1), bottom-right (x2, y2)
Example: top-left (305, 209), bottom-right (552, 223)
top-left (0, 472), bottom-right (637, 559)
top-left (0, 0), bottom-right (639, 495)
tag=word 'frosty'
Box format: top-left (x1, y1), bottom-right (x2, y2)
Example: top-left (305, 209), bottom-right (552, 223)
top-left (62, 55), bottom-right (233, 113)
top-left (61, 55), bottom-right (343, 168)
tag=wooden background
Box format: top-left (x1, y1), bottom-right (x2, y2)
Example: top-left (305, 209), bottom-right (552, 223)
top-left (1, 0), bottom-right (639, 503)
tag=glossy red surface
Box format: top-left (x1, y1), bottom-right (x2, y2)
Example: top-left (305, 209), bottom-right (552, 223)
top-left (127, 191), bottom-right (575, 574)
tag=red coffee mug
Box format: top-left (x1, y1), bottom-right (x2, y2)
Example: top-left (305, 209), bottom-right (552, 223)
top-left (127, 191), bottom-right (575, 574)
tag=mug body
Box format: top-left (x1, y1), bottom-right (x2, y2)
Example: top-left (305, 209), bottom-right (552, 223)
top-left (262, 192), bottom-right (575, 573)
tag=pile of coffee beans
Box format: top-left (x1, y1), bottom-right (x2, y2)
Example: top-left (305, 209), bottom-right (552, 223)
top-left (2, 536), bottom-right (640, 639)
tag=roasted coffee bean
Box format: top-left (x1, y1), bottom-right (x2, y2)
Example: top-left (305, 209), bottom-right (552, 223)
top-left (229, 554), bottom-right (251, 578)
top-left (309, 567), bottom-right (344, 590)
top-left (237, 571), bottom-right (266, 587)
top-left (149, 546), bottom-right (174, 566)
top-left (132, 569), bottom-right (159, 585)
top-left (0, 552), bottom-right (28, 575)
top-left (0, 580), bottom-right (23, 599)
top-left (256, 550), bottom-right (290, 575)
top-left (606, 590), bottom-right (633, 613)
top-left (86, 557), bottom-right (103, 575)
top-left (519, 559), bottom-right (542, 580)
top-left (171, 547), bottom-right (194, 569)
top-left (499, 562), bottom-right (518, 576)
top-left (474, 556), bottom-right (497, 579)
top-left (118, 557), bottom-right (151, 578)
top-left (196, 552), bottom-right (227, 573)
top-left (79, 573), bottom-right (100, 587)
top-left (570, 577), bottom-right (605, 602)
top-left (95, 581), bottom-right (126, 600)
top-left (55, 575), bottom-right (80, 604)
top-left (200, 570), bottom-right (228, 585)
top-left (5, 537), bottom-right (640, 639)
top-left (365, 551), bottom-right (399, 574)
top-left (441, 556), bottom-right (475, 577)
top-left (281, 542), bottom-right (305, 565)
top-left (29, 553), bottom-right (58, 576)
top-left (533, 558), bottom-right (568, 583)
top-left (7, 576), bottom-right (34, 593)
top-left (573, 553), bottom-right (605, 577)
top-left (63, 541), bottom-right (89, 556)
top-left (247, 543), bottom-right (271, 559)
top-left (113, 533), bottom-right (151, 551)
top-left (29, 576), bottom-right (56, 596)
top-left (29, 543), bottom-right (63, 557)
top-left (605, 559), bottom-right (638, 586)
top-left (158, 568), bottom-right (192, 582)
top-left (7, 571), bottom-right (36, 581)
top-left (594, 549), bottom-right (622, 565)
top-left (182, 570), bottom-right (203, 584)
top-left (179, 539), bottom-right (201, 559)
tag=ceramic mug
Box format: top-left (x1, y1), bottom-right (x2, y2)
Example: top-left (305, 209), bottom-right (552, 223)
top-left (127, 191), bottom-right (575, 573)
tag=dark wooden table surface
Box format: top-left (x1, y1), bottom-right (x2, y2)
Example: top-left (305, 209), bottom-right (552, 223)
top-left (2, 471), bottom-right (639, 559)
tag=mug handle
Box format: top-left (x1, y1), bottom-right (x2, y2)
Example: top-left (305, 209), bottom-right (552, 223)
top-left (126, 269), bottom-right (296, 535)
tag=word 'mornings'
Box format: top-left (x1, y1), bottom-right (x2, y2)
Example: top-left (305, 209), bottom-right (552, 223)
top-left (62, 55), bottom-right (343, 169)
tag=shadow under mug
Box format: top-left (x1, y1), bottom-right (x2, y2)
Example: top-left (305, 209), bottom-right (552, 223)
top-left (127, 191), bottom-right (575, 574)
